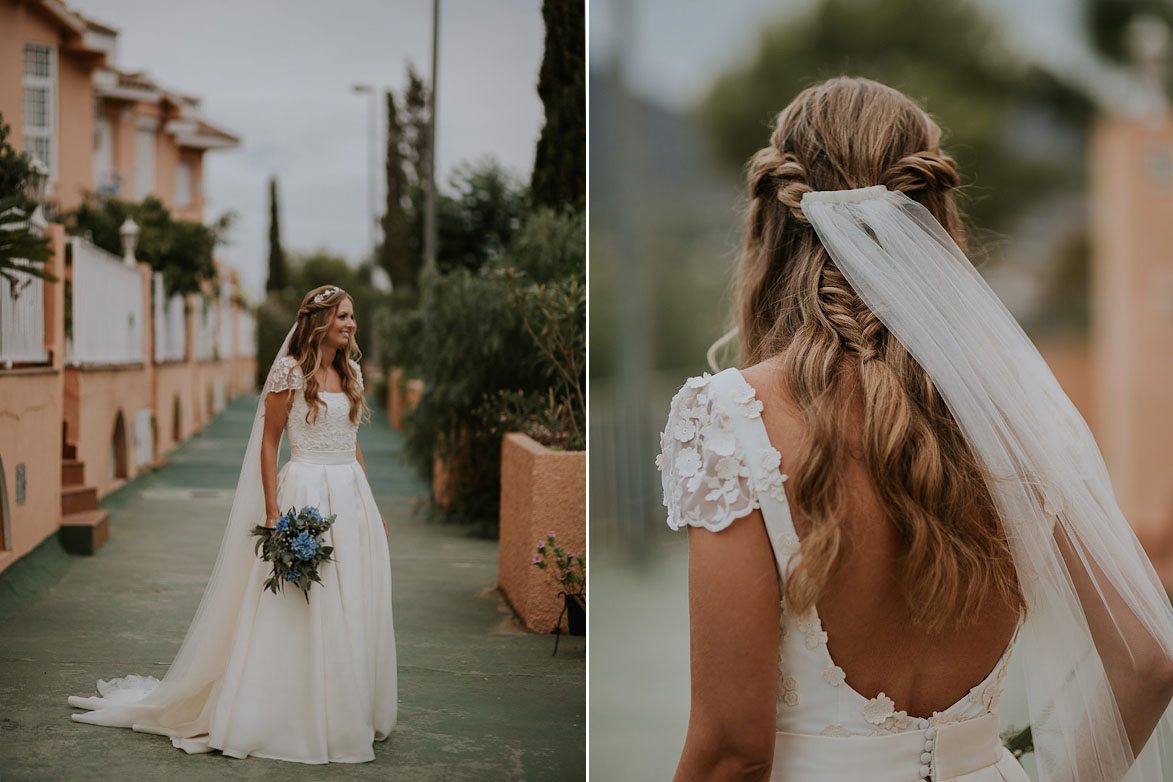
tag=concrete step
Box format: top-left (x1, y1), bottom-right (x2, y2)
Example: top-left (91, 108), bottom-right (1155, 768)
top-left (62, 441), bottom-right (77, 460)
top-left (58, 509), bottom-right (109, 555)
top-left (61, 484), bottom-right (98, 515)
top-left (62, 458), bottom-right (85, 486)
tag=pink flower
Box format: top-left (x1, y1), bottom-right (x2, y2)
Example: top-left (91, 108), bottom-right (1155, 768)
top-left (536, 540), bottom-right (545, 550)
top-left (532, 555), bottom-right (542, 564)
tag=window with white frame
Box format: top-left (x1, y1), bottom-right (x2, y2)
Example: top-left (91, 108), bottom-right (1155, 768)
top-left (175, 160), bottom-right (193, 207)
top-left (22, 43), bottom-right (56, 181)
top-left (135, 125), bottom-right (156, 198)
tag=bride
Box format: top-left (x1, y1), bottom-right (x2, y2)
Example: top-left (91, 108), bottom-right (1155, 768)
top-left (658, 77), bottom-right (1173, 781)
top-left (68, 285), bottom-right (397, 764)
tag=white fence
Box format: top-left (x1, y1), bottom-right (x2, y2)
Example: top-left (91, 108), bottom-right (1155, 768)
top-left (67, 237), bottom-right (143, 365)
top-left (192, 294), bottom-right (216, 361)
top-left (236, 308), bottom-right (256, 358)
top-left (0, 261), bottom-right (49, 365)
top-left (153, 273), bottom-right (186, 362)
top-left (216, 283), bottom-right (233, 360)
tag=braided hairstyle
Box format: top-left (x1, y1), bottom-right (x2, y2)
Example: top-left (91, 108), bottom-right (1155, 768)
top-left (736, 77), bottom-right (1023, 631)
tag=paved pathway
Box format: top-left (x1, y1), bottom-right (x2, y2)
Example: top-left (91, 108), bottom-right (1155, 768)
top-left (0, 393), bottom-right (584, 781)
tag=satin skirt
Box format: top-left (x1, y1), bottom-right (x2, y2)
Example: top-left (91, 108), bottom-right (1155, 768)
top-left (70, 452), bottom-right (397, 764)
top-left (772, 714), bottom-right (1030, 782)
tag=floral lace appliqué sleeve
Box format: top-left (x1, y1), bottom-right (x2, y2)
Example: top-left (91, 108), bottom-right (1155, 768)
top-left (656, 373), bottom-right (760, 532)
top-left (348, 359), bottom-right (364, 390)
top-left (262, 356), bottom-right (304, 397)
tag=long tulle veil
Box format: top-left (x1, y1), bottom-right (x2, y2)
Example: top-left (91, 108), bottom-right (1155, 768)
top-left (68, 325), bottom-right (298, 737)
top-left (791, 185), bottom-right (1173, 781)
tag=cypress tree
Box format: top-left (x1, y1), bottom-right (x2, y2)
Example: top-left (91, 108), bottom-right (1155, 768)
top-left (403, 65), bottom-right (432, 279)
top-left (531, 0), bottom-right (585, 209)
top-left (265, 176), bottom-right (287, 293)
top-left (379, 90), bottom-right (411, 290)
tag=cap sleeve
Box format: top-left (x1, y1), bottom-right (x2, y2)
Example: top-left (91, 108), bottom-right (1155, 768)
top-left (656, 373), bottom-right (761, 532)
top-left (262, 356), bottom-right (303, 397)
top-left (348, 358), bottom-right (364, 390)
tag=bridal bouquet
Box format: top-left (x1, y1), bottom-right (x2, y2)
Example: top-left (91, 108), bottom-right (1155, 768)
top-left (251, 505), bottom-right (336, 601)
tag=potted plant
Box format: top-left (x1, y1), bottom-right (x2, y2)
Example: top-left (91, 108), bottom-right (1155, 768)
top-left (533, 530), bottom-right (585, 635)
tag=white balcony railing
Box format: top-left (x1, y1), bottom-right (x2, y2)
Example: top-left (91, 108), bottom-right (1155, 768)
top-left (152, 273), bottom-right (186, 362)
top-left (0, 260), bottom-right (49, 365)
top-left (67, 237), bottom-right (143, 365)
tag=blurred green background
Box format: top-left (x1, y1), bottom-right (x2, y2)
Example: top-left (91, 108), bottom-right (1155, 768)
top-left (588, 0), bottom-right (1173, 779)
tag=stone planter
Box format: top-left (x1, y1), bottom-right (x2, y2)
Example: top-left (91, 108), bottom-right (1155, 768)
top-left (432, 452), bottom-right (457, 508)
top-left (498, 432), bottom-right (586, 634)
top-left (387, 367), bottom-right (424, 432)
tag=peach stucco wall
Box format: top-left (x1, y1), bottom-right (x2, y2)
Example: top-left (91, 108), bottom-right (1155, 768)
top-left (0, 224), bottom-right (65, 572)
top-left (498, 433), bottom-right (586, 633)
top-left (1037, 339), bottom-right (1096, 439)
top-left (0, 370), bottom-right (64, 570)
top-left (1090, 116), bottom-right (1173, 533)
top-left (0, 3), bottom-right (98, 214)
top-left (67, 365), bottom-right (152, 498)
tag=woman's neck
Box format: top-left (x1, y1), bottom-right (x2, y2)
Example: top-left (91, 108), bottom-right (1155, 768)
top-left (319, 345), bottom-right (337, 369)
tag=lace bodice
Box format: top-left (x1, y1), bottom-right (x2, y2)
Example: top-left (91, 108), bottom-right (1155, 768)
top-left (262, 355), bottom-right (363, 458)
top-left (657, 368), bottom-right (1015, 741)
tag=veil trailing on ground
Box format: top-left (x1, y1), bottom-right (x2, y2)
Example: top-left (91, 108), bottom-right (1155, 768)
top-left (797, 185), bottom-right (1173, 781)
top-left (68, 325), bottom-right (298, 739)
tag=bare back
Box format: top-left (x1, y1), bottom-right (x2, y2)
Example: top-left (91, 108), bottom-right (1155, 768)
top-left (741, 361), bottom-right (1020, 718)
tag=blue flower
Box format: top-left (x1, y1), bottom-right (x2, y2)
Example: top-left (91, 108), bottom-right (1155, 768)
top-left (283, 568), bottom-right (302, 582)
top-left (291, 530), bottom-right (319, 560)
top-left (305, 506), bottom-right (323, 521)
top-left (275, 515), bottom-right (290, 533)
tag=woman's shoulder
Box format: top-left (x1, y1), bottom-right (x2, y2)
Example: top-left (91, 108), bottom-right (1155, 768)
top-left (263, 355), bottom-right (304, 394)
top-left (657, 367), bottom-right (767, 533)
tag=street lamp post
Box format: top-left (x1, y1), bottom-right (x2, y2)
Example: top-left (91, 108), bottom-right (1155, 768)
top-left (424, 0), bottom-right (439, 276)
top-left (351, 83), bottom-right (378, 265)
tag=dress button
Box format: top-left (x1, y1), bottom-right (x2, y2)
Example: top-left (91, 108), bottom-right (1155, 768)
top-left (920, 751), bottom-right (932, 764)
top-left (925, 727), bottom-right (937, 739)
top-left (924, 738), bottom-right (935, 751)
top-left (919, 763), bottom-right (931, 777)
top-left (917, 717), bottom-right (929, 729)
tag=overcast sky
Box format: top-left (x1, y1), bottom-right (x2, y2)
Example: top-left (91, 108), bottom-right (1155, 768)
top-left (70, 0), bottom-right (547, 297)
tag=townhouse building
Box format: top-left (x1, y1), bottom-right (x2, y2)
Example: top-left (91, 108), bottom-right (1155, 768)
top-left (0, 0), bottom-right (255, 575)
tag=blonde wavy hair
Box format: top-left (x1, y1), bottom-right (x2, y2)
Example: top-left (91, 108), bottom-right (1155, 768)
top-left (287, 285), bottom-right (369, 427)
top-left (736, 76), bottom-right (1023, 631)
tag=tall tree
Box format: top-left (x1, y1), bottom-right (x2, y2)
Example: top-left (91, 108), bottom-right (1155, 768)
top-left (379, 90), bottom-right (411, 290)
top-left (700, 0), bottom-right (1095, 235)
top-left (403, 65), bottom-right (432, 280)
top-left (530, 0), bottom-right (585, 209)
top-left (266, 176), bottom-right (287, 293)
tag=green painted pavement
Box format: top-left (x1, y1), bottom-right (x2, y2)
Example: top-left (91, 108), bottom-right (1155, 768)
top-left (0, 394), bottom-right (584, 781)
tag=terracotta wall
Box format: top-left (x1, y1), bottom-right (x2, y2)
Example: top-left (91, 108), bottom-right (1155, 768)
top-left (154, 362), bottom-right (197, 454)
top-left (0, 224), bottom-right (65, 573)
top-left (1037, 339), bottom-right (1096, 439)
top-left (67, 366), bottom-right (152, 498)
top-left (0, 371), bottom-right (64, 572)
top-left (498, 433), bottom-right (586, 633)
top-left (54, 40), bottom-right (94, 213)
top-left (0, 3), bottom-right (97, 214)
top-left (1090, 117), bottom-right (1173, 534)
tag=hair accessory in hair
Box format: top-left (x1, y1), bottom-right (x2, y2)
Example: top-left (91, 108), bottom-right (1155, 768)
top-left (312, 287), bottom-right (345, 304)
top-left (800, 185), bottom-right (889, 209)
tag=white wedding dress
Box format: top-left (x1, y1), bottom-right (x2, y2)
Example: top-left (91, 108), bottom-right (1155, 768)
top-left (658, 368), bottom-right (1029, 782)
top-left (68, 355), bottom-right (397, 764)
